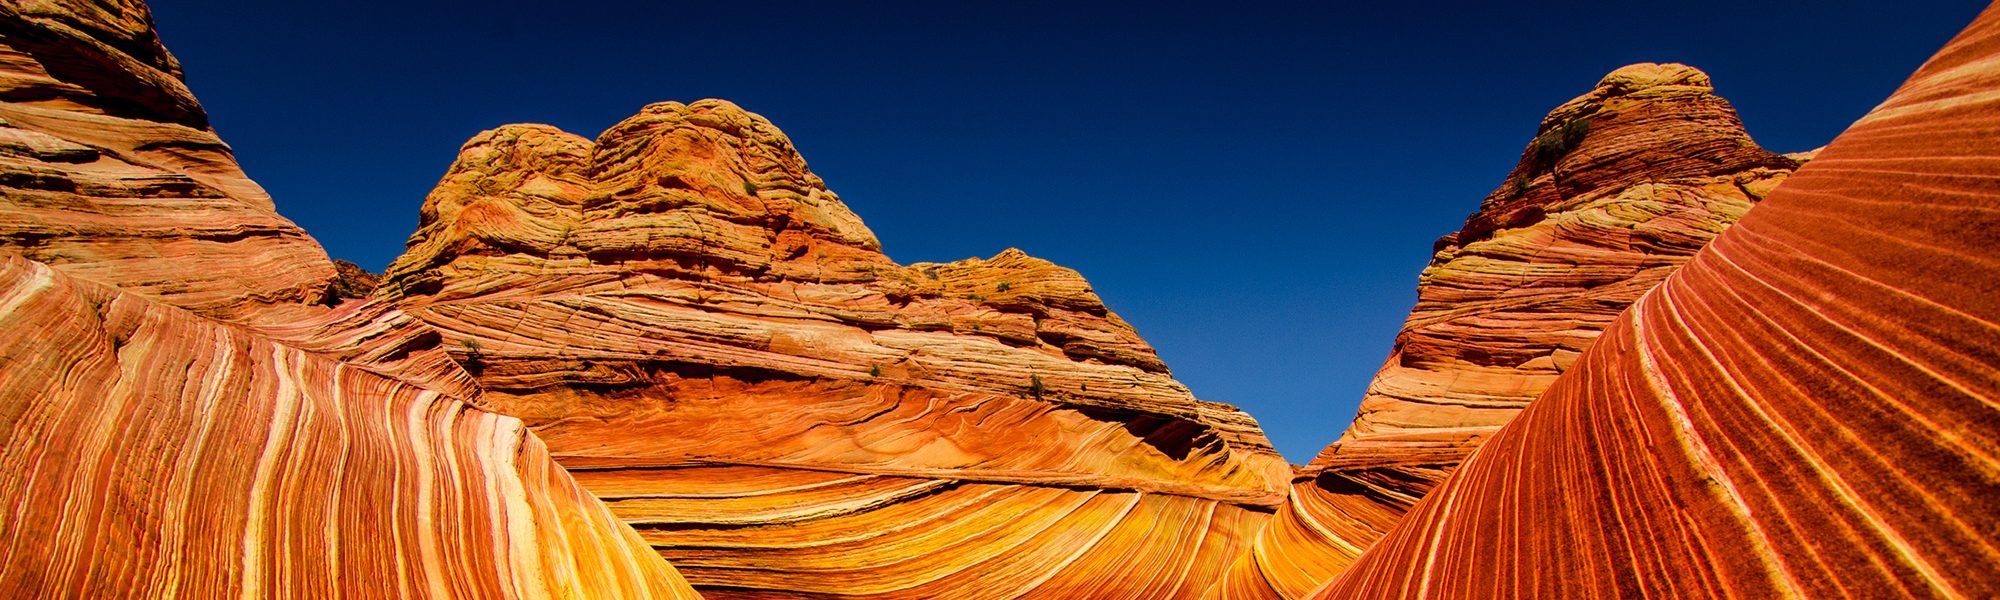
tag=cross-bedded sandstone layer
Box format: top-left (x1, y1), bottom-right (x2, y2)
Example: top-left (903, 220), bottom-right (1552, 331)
top-left (0, 0), bottom-right (337, 320)
top-left (4, 0), bottom-right (1998, 597)
top-left (0, 255), bottom-right (697, 598)
top-left (0, 2), bottom-right (697, 597)
top-left (1314, 5), bottom-right (2000, 597)
top-left (1214, 62), bottom-right (1810, 598)
top-left (377, 99), bottom-right (1293, 598)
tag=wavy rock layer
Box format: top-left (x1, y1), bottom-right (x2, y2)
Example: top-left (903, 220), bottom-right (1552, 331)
top-left (1218, 62), bottom-right (1807, 598)
top-left (0, 256), bottom-right (696, 598)
top-left (0, 1), bottom-right (336, 319)
top-left (1316, 7), bottom-right (2000, 597)
top-left (0, 3), bottom-right (696, 597)
top-left (381, 99), bottom-right (1292, 597)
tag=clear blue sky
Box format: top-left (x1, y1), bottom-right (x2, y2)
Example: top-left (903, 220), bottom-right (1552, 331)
top-left (150, 1), bottom-right (1985, 463)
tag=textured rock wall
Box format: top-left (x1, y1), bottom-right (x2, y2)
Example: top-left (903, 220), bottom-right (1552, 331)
top-left (1217, 62), bottom-right (1808, 598)
top-left (1315, 6), bottom-right (2000, 597)
top-left (380, 99), bottom-right (1293, 597)
top-left (0, 255), bottom-right (697, 598)
top-left (0, 2), bottom-right (697, 597)
top-left (0, 0), bottom-right (337, 319)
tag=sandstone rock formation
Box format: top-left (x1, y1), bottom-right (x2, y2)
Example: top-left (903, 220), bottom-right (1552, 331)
top-left (1315, 5), bottom-right (2000, 596)
top-left (0, 255), bottom-right (695, 598)
top-left (4, 0), bottom-right (1998, 597)
top-left (0, 2), bottom-right (696, 597)
top-left (0, 0), bottom-right (337, 320)
top-left (1216, 61), bottom-right (1809, 598)
top-left (375, 99), bottom-right (1293, 598)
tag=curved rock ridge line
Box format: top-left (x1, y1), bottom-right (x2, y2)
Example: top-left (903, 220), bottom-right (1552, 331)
top-left (596, 465), bottom-right (1267, 598)
top-left (0, 255), bottom-right (697, 598)
top-left (0, 2), bottom-right (697, 596)
top-left (1315, 6), bottom-right (2000, 598)
top-left (0, 1), bottom-right (337, 318)
top-left (1216, 62), bottom-right (1808, 598)
top-left (0, 1), bottom-right (471, 398)
top-left (380, 99), bottom-right (1292, 596)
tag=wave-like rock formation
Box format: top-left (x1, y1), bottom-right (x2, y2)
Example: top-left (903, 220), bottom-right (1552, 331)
top-left (5, 0), bottom-right (1998, 597)
top-left (0, 2), bottom-right (697, 597)
top-left (1218, 62), bottom-right (1809, 598)
top-left (0, 255), bottom-right (695, 598)
top-left (376, 99), bottom-right (1293, 597)
top-left (1315, 6), bottom-right (2000, 597)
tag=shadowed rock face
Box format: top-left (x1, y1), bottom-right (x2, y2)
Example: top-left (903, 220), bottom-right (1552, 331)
top-left (0, 2), bottom-right (696, 597)
top-left (1314, 7), bottom-right (2000, 597)
top-left (1216, 62), bottom-right (1810, 598)
top-left (379, 99), bottom-right (1293, 598)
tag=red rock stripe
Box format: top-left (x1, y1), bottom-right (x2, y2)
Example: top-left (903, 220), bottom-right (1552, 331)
top-left (1313, 6), bottom-right (2000, 598)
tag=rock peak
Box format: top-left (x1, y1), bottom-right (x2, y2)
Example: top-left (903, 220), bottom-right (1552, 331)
top-left (1597, 62), bottom-right (1713, 94)
top-left (382, 98), bottom-right (885, 296)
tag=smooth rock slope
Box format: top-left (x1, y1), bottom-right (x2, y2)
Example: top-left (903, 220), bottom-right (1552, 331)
top-left (1316, 5), bottom-right (2000, 597)
top-left (1217, 61), bottom-right (1808, 599)
top-left (0, 255), bottom-right (695, 598)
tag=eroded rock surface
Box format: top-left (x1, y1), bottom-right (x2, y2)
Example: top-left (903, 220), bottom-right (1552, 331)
top-left (1316, 7), bottom-right (2000, 596)
top-left (0, 2), bottom-right (696, 597)
top-left (0, 256), bottom-right (696, 598)
top-left (1218, 63), bottom-right (1808, 597)
top-left (379, 99), bottom-right (1292, 598)
top-left (0, 0), bottom-right (337, 319)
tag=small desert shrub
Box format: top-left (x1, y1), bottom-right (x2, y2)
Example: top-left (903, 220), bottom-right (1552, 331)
top-left (742, 180), bottom-right (758, 196)
top-left (1529, 119), bottom-right (1591, 170)
top-left (462, 339), bottom-right (487, 373)
top-left (1028, 375), bottom-right (1047, 398)
top-left (996, 282), bottom-right (1012, 292)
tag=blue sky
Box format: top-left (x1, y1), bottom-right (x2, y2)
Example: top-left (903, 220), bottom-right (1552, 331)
top-left (150, 1), bottom-right (1986, 462)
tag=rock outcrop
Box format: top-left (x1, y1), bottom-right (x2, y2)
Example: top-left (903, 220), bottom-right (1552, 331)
top-left (377, 99), bottom-right (1293, 598)
top-left (0, 255), bottom-right (696, 598)
top-left (0, 2), bottom-right (697, 597)
top-left (1314, 6), bottom-right (2000, 596)
top-left (1215, 61), bottom-right (1810, 598)
top-left (0, 0), bottom-right (337, 319)
top-left (4, 0), bottom-right (1998, 597)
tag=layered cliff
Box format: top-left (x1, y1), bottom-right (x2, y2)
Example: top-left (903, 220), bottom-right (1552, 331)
top-left (0, 2), bottom-right (695, 597)
top-left (1217, 62), bottom-right (1809, 598)
top-left (0, 0), bottom-right (337, 319)
top-left (1317, 6), bottom-right (2000, 596)
top-left (3, 0), bottom-right (1997, 597)
top-left (377, 99), bottom-right (1293, 597)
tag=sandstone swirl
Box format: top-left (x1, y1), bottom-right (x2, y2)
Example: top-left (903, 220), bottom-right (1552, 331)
top-left (0, 2), bottom-right (695, 597)
top-left (0, 255), bottom-right (695, 598)
top-left (1315, 6), bottom-right (2000, 597)
top-left (1216, 62), bottom-right (1807, 598)
top-left (376, 99), bottom-right (1293, 598)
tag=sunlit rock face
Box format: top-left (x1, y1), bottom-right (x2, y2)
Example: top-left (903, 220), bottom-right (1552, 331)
top-left (0, 0), bottom-right (337, 319)
top-left (1214, 63), bottom-right (1810, 597)
top-left (1314, 7), bottom-right (2000, 598)
top-left (0, 2), bottom-right (696, 597)
top-left (379, 99), bottom-right (1295, 598)
top-left (0, 256), bottom-right (697, 599)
